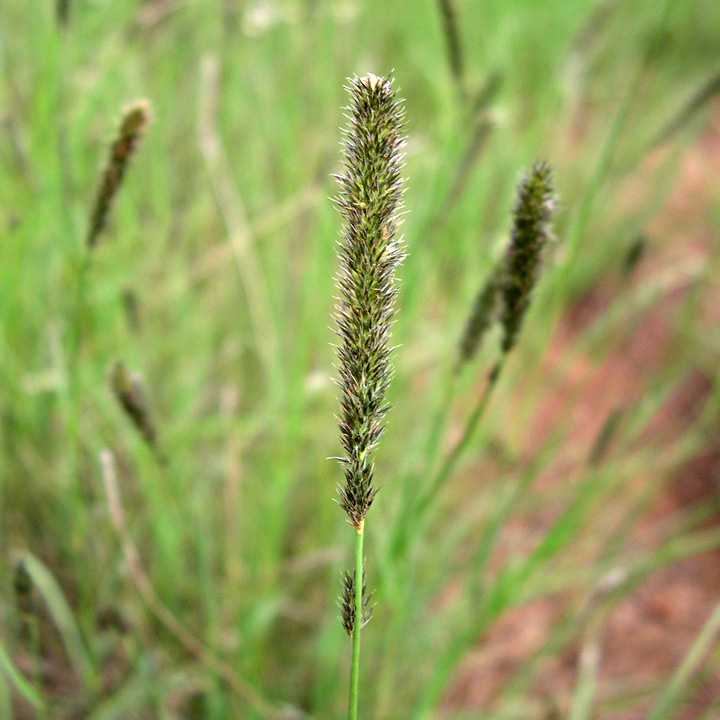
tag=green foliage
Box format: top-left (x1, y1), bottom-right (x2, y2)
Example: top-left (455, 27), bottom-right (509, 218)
top-left (1, 1), bottom-right (720, 719)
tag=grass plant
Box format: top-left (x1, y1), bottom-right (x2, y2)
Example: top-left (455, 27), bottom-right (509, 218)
top-left (333, 74), bottom-right (405, 720)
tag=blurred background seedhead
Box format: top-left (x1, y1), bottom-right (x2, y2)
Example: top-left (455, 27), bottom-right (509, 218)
top-left (87, 100), bottom-right (151, 249)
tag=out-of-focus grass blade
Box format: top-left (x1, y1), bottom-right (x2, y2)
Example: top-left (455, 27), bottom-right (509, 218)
top-left (435, 0), bottom-right (466, 102)
top-left (646, 597), bottom-right (720, 720)
top-left (0, 636), bottom-right (44, 711)
top-left (569, 634), bottom-right (601, 720)
top-left (0, 671), bottom-right (12, 720)
top-left (587, 407), bottom-right (623, 467)
top-left (697, 701), bottom-right (720, 720)
top-left (14, 550), bottom-right (96, 689)
top-left (467, 70), bottom-right (503, 124)
top-left (92, 661), bottom-right (199, 720)
top-left (500, 525), bottom-right (720, 705)
top-left (650, 68), bottom-right (720, 150)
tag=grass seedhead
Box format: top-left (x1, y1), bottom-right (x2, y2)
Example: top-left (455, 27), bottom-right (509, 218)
top-left (109, 360), bottom-right (158, 448)
top-left (339, 564), bottom-right (374, 636)
top-left (457, 263), bottom-right (501, 369)
top-left (500, 161), bottom-right (555, 353)
top-left (333, 74), bottom-right (405, 529)
top-left (87, 100), bottom-right (151, 248)
top-left (435, 0), bottom-right (466, 101)
top-left (56, 0), bottom-right (70, 26)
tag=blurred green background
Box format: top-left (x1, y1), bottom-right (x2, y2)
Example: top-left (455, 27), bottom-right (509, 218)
top-left (2, 1), bottom-right (720, 718)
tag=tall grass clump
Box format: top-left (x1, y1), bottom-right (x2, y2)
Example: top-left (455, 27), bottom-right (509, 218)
top-left (333, 73), bottom-right (405, 720)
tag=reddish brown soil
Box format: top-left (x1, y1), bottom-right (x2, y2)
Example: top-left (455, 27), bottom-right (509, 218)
top-left (446, 109), bottom-right (720, 718)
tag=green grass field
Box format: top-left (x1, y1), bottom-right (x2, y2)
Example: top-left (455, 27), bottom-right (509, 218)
top-left (2, 1), bottom-right (720, 718)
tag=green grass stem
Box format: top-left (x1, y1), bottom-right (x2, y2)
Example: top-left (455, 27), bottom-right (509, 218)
top-left (416, 359), bottom-right (502, 521)
top-left (647, 596), bottom-right (720, 720)
top-left (348, 524), bottom-right (364, 720)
